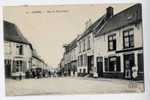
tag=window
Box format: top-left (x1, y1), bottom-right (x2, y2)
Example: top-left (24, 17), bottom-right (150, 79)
top-left (83, 54), bottom-right (87, 66)
top-left (80, 55), bottom-right (83, 66)
top-left (16, 44), bottom-right (23, 55)
top-left (108, 34), bottom-right (116, 51)
top-left (78, 56), bottom-right (80, 66)
top-left (109, 57), bottom-right (117, 71)
top-left (105, 56), bottom-right (121, 72)
top-left (79, 42), bottom-right (81, 53)
top-left (79, 69), bottom-right (82, 73)
top-left (87, 36), bottom-right (91, 50)
top-left (78, 55), bottom-right (83, 66)
top-left (12, 60), bottom-right (23, 72)
top-left (5, 42), bottom-right (11, 55)
top-left (123, 29), bottom-right (134, 48)
top-left (12, 60), bottom-right (27, 73)
top-left (83, 39), bottom-right (86, 51)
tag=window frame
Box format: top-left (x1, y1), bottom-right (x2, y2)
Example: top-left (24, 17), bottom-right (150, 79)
top-left (83, 39), bottom-right (86, 52)
top-left (87, 36), bottom-right (91, 50)
top-left (108, 34), bottom-right (116, 51)
top-left (105, 56), bottom-right (121, 72)
top-left (123, 28), bottom-right (134, 49)
top-left (79, 42), bottom-right (81, 53)
top-left (4, 41), bottom-right (11, 55)
top-left (16, 44), bottom-right (24, 55)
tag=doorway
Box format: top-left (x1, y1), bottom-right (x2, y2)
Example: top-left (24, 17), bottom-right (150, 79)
top-left (124, 54), bottom-right (135, 79)
top-left (97, 57), bottom-right (103, 77)
top-left (5, 59), bottom-right (11, 78)
top-left (87, 56), bottom-right (94, 74)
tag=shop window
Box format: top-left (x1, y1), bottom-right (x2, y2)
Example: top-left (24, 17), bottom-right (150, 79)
top-left (105, 56), bottom-right (121, 72)
top-left (12, 60), bottom-right (23, 73)
top-left (109, 57), bottom-right (117, 71)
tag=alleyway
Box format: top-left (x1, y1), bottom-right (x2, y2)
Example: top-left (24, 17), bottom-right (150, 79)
top-left (5, 77), bottom-right (144, 96)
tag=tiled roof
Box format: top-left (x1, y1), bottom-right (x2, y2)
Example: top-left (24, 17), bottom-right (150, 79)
top-left (78, 14), bottom-right (106, 40)
top-left (69, 38), bottom-right (77, 50)
top-left (95, 3), bottom-right (142, 37)
top-left (32, 49), bottom-right (44, 62)
top-left (4, 20), bottom-right (31, 45)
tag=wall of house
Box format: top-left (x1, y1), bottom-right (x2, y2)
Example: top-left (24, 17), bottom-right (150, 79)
top-left (94, 22), bottom-right (143, 79)
top-left (77, 33), bottom-right (94, 75)
top-left (4, 41), bottom-right (32, 77)
top-left (32, 57), bottom-right (41, 69)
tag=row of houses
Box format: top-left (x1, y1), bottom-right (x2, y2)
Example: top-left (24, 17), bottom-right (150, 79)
top-left (59, 4), bottom-right (144, 80)
top-left (4, 20), bottom-right (49, 79)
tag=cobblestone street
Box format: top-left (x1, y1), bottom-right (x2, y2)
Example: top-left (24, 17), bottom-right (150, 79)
top-left (5, 77), bottom-right (144, 96)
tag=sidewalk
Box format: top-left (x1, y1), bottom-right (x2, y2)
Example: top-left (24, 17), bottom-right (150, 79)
top-left (61, 76), bottom-right (144, 84)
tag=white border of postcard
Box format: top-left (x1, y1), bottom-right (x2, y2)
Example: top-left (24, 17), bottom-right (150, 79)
top-left (0, 0), bottom-right (150, 100)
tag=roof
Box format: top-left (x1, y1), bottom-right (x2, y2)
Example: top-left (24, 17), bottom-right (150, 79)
top-left (64, 37), bottom-right (77, 53)
top-left (4, 20), bottom-right (31, 45)
top-left (32, 50), bottom-right (43, 62)
top-left (95, 3), bottom-right (142, 37)
top-left (78, 14), bottom-right (106, 41)
top-left (69, 38), bottom-right (77, 50)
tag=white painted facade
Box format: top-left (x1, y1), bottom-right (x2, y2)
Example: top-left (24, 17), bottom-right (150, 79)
top-left (4, 41), bottom-right (32, 77)
top-left (94, 22), bottom-right (143, 79)
top-left (77, 33), bottom-right (94, 74)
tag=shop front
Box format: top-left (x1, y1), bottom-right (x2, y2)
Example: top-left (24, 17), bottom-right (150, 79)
top-left (11, 58), bottom-right (27, 79)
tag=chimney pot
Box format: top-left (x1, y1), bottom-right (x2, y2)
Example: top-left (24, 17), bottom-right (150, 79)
top-left (106, 6), bottom-right (114, 19)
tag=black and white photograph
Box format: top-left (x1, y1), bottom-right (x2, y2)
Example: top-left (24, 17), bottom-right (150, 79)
top-left (1, 1), bottom-right (147, 98)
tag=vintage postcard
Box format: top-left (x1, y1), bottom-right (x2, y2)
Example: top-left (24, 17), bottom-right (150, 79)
top-left (3, 3), bottom-right (144, 96)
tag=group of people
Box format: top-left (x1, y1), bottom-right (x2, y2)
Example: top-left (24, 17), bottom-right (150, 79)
top-left (25, 68), bottom-right (50, 79)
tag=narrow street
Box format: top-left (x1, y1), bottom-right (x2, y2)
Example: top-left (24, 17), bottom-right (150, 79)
top-left (6, 77), bottom-right (144, 96)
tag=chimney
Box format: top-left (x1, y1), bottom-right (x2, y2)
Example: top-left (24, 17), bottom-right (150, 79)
top-left (106, 6), bottom-right (113, 19)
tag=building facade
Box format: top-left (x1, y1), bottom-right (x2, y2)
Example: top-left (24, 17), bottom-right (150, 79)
top-left (4, 21), bottom-right (33, 78)
top-left (4, 21), bottom-right (49, 79)
top-left (31, 49), bottom-right (49, 77)
top-left (77, 32), bottom-right (94, 76)
top-left (94, 4), bottom-right (144, 80)
top-left (63, 38), bottom-right (78, 76)
top-left (59, 4), bottom-right (144, 80)
top-left (76, 7), bottom-right (111, 76)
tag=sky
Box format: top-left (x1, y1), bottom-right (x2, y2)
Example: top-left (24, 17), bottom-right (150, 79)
top-left (3, 4), bottom-right (134, 68)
